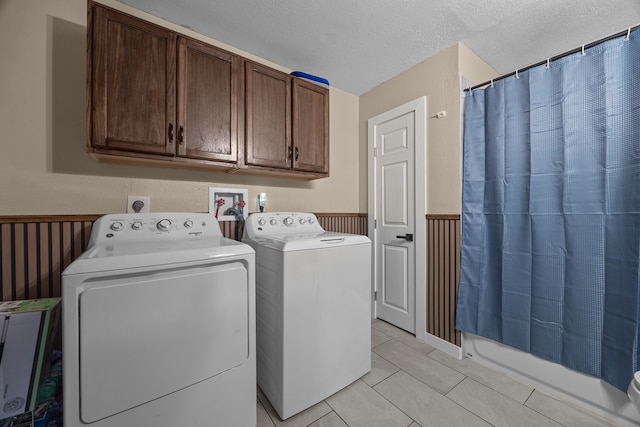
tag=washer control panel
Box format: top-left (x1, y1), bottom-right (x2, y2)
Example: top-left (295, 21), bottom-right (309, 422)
top-left (92, 213), bottom-right (223, 243)
top-left (244, 212), bottom-right (323, 237)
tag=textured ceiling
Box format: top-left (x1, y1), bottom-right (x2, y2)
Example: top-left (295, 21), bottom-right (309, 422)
top-left (120, 0), bottom-right (640, 95)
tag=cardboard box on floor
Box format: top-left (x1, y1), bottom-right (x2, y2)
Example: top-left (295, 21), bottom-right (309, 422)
top-left (0, 298), bottom-right (60, 420)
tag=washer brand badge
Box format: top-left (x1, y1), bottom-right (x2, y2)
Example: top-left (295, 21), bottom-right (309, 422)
top-left (188, 232), bottom-right (203, 236)
top-left (3, 397), bottom-right (25, 414)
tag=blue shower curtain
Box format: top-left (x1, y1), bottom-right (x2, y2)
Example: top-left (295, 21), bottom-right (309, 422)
top-left (456, 29), bottom-right (640, 391)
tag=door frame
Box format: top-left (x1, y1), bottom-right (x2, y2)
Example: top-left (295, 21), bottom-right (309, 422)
top-left (367, 96), bottom-right (427, 342)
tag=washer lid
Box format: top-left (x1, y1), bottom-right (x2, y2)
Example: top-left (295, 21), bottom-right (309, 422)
top-left (244, 231), bottom-right (370, 251)
top-left (63, 237), bottom-right (254, 275)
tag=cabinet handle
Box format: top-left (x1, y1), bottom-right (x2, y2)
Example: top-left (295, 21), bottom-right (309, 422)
top-left (168, 123), bottom-right (174, 142)
top-left (287, 146), bottom-right (293, 160)
top-left (178, 126), bottom-right (184, 145)
top-left (295, 147), bottom-right (299, 160)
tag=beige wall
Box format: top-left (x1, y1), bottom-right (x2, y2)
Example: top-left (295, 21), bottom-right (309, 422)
top-left (359, 43), bottom-right (497, 214)
top-left (458, 43), bottom-right (500, 86)
top-left (0, 0), bottom-right (361, 215)
top-left (1, 0), bottom-right (497, 217)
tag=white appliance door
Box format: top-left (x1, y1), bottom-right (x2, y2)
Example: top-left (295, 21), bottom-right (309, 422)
top-left (78, 261), bottom-right (249, 423)
top-left (281, 243), bottom-right (371, 418)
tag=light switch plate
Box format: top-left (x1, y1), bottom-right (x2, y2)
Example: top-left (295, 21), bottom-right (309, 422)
top-left (127, 196), bottom-right (150, 213)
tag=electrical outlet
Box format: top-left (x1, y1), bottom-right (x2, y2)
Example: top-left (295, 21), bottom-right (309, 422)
top-left (127, 196), bottom-right (150, 213)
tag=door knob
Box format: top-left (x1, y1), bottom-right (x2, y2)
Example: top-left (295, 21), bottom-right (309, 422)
top-left (396, 234), bottom-right (414, 242)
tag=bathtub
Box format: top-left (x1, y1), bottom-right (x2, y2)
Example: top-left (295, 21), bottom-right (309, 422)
top-left (462, 332), bottom-right (640, 425)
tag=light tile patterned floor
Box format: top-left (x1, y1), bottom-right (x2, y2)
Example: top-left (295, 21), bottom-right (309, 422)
top-left (257, 319), bottom-right (637, 427)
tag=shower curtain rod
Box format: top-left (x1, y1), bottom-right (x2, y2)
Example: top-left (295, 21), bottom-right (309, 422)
top-left (465, 23), bottom-right (640, 92)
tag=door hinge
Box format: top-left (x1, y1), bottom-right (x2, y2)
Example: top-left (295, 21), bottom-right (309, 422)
top-left (374, 219), bottom-right (377, 228)
top-left (373, 147), bottom-right (378, 157)
top-left (374, 291), bottom-right (377, 301)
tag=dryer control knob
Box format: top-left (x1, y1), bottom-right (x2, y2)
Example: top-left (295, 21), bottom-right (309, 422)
top-left (156, 219), bottom-right (172, 232)
top-left (299, 218), bottom-right (306, 224)
top-left (110, 222), bottom-right (124, 231)
top-left (131, 221), bottom-right (143, 230)
top-left (184, 220), bottom-right (194, 228)
top-left (270, 219), bottom-right (278, 226)
top-left (308, 218), bottom-right (315, 224)
top-left (284, 217), bottom-right (294, 226)
top-left (258, 219), bottom-right (266, 226)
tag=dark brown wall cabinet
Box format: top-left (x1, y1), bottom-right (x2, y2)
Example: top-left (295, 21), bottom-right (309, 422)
top-left (87, 2), bottom-right (328, 178)
top-left (88, 3), bottom-right (239, 169)
top-left (245, 62), bottom-right (329, 176)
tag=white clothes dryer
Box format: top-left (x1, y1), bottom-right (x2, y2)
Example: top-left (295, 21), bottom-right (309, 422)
top-left (243, 212), bottom-right (371, 420)
top-left (62, 213), bottom-right (256, 427)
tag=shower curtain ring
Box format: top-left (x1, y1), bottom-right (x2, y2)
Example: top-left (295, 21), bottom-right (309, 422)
top-left (546, 58), bottom-right (550, 69)
top-left (626, 27), bottom-right (631, 41)
top-left (515, 69), bottom-right (519, 79)
top-left (490, 79), bottom-right (494, 87)
top-left (581, 44), bottom-right (586, 56)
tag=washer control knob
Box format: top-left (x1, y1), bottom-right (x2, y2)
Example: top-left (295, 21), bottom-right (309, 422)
top-left (270, 219), bottom-right (278, 226)
top-left (184, 220), bottom-right (194, 228)
top-left (110, 222), bottom-right (124, 231)
top-left (308, 218), bottom-right (315, 224)
top-left (131, 221), bottom-right (143, 230)
top-left (156, 219), bottom-right (172, 232)
top-left (299, 218), bottom-right (306, 224)
top-left (284, 217), bottom-right (294, 226)
top-left (258, 219), bottom-right (266, 226)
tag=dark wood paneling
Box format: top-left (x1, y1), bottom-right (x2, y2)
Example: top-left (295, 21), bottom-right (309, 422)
top-left (1, 212), bottom-right (467, 350)
top-left (426, 215), bottom-right (461, 347)
top-left (0, 213), bottom-right (368, 301)
top-left (0, 221), bottom-right (93, 301)
top-left (315, 213), bottom-right (368, 235)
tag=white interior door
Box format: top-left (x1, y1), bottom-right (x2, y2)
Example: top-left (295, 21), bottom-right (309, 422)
top-left (368, 97), bottom-right (426, 337)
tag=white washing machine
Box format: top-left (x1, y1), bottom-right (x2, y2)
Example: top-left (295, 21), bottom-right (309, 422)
top-left (242, 212), bottom-right (371, 420)
top-left (62, 213), bottom-right (256, 427)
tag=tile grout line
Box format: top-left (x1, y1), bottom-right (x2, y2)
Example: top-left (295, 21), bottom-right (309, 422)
top-left (371, 353), bottom-right (494, 427)
top-left (363, 376), bottom-right (420, 427)
top-left (319, 400), bottom-right (355, 427)
top-left (374, 322), bottom-right (633, 427)
top-left (424, 348), bottom-right (539, 407)
top-left (372, 335), bottom-right (539, 427)
top-left (371, 340), bottom-right (473, 424)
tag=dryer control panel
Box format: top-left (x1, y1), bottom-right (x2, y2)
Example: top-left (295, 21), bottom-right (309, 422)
top-left (90, 212), bottom-right (223, 244)
top-left (244, 212), bottom-right (323, 236)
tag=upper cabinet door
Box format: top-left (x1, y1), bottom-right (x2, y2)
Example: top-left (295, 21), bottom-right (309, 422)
top-left (90, 4), bottom-right (176, 155)
top-left (177, 38), bottom-right (239, 162)
top-left (244, 62), bottom-right (291, 169)
top-left (292, 79), bottom-right (329, 174)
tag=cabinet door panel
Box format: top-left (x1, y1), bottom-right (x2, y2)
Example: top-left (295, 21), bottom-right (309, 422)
top-left (91, 5), bottom-right (176, 155)
top-left (292, 79), bottom-right (329, 173)
top-left (177, 38), bottom-right (238, 162)
top-left (245, 62), bottom-right (291, 169)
